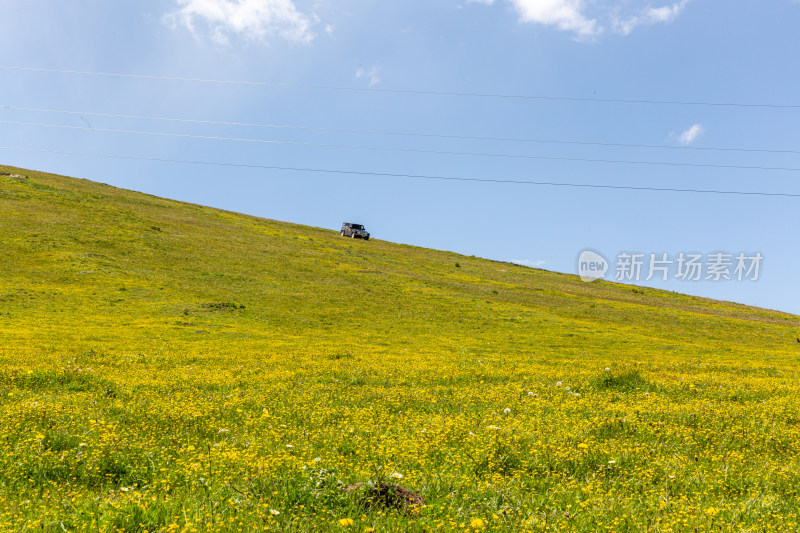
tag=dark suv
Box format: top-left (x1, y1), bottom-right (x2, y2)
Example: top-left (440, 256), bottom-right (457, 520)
top-left (341, 222), bottom-right (370, 240)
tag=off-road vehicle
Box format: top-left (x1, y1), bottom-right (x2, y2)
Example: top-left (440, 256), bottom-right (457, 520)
top-left (341, 222), bottom-right (370, 240)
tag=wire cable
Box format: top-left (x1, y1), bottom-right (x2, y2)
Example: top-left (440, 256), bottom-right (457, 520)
top-left (3, 104), bottom-right (799, 156)
top-left (3, 119), bottom-right (800, 173)
top-left (1, 145), bottom-right (798, 198)
top-left (1, 65), bottom-right (798, 109)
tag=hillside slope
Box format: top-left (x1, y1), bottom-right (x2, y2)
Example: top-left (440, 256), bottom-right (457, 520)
top-left (2, 165), bottom-right (799, 531)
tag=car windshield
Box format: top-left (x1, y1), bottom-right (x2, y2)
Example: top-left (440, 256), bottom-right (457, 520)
top-left (352, 225), bottom-right (364, 230)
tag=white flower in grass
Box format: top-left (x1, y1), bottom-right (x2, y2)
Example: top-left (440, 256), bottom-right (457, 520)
top-left (503, 407), bottom-right (511, 414)
top-left (390, 472), bottom-right (404, 479)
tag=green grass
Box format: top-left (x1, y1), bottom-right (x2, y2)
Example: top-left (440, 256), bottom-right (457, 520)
top-left (1, 165), bottom-right (800, 531)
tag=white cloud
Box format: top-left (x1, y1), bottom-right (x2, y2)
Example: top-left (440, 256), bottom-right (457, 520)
top-left (468, 0), bottom-right (690, 39)
top-left (355, 66), bottom-right (381, 87)
top-left (612, 0), bottom-right (689, 35)
top-left (678, 123), bottom-right (704, 145)
top-left (510, 0), bottom-right (599, 38)
top-left (168, 0), bottom-right (314, 45)
top-left (512, 259), bottom-right (547, 267)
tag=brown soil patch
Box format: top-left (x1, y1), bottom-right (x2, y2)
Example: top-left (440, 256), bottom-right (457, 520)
top-left (344, 482), bottom-right (423, 510)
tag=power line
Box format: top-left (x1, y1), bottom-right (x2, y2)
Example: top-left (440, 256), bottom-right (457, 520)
top-left (4, 104), bottom-right (799, 156)
top-left (1, 65), bottom-right (798, 110)
top-left (1, 145), bottom-right (798, 198)
top-left (4, 119), bottom-right (800, 173)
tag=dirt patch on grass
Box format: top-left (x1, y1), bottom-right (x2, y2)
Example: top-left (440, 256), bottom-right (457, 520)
top-left (344, 482), bottom-right (423, 510)
top-left (202, 302), bottom-right (245, 310)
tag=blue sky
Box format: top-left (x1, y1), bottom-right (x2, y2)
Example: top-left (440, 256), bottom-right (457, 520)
top-left (1, 0), bottom-right (799, 314)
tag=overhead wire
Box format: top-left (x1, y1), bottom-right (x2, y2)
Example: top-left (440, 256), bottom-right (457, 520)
top-left (1, 65), bottom-right (799, 109)
top-left (2, 66), bottom-right (798, 197)
top-left (3, 119), bottom-right (800, 173)
top-left (3, 105), bottom-right (800, 156)
top-left (1, 145), bottom-right (798, 198)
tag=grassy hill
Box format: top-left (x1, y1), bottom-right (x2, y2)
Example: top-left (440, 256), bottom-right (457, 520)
top-left (1, 165), bottom-right (799, 531)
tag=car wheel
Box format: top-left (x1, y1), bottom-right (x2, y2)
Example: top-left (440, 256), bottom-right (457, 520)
top-left (351, 233), bottom-right (356, 238)
top-left (341, 231), bottom-right (345, 236)
top-left (365, 237), bottom-right (369, 241)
